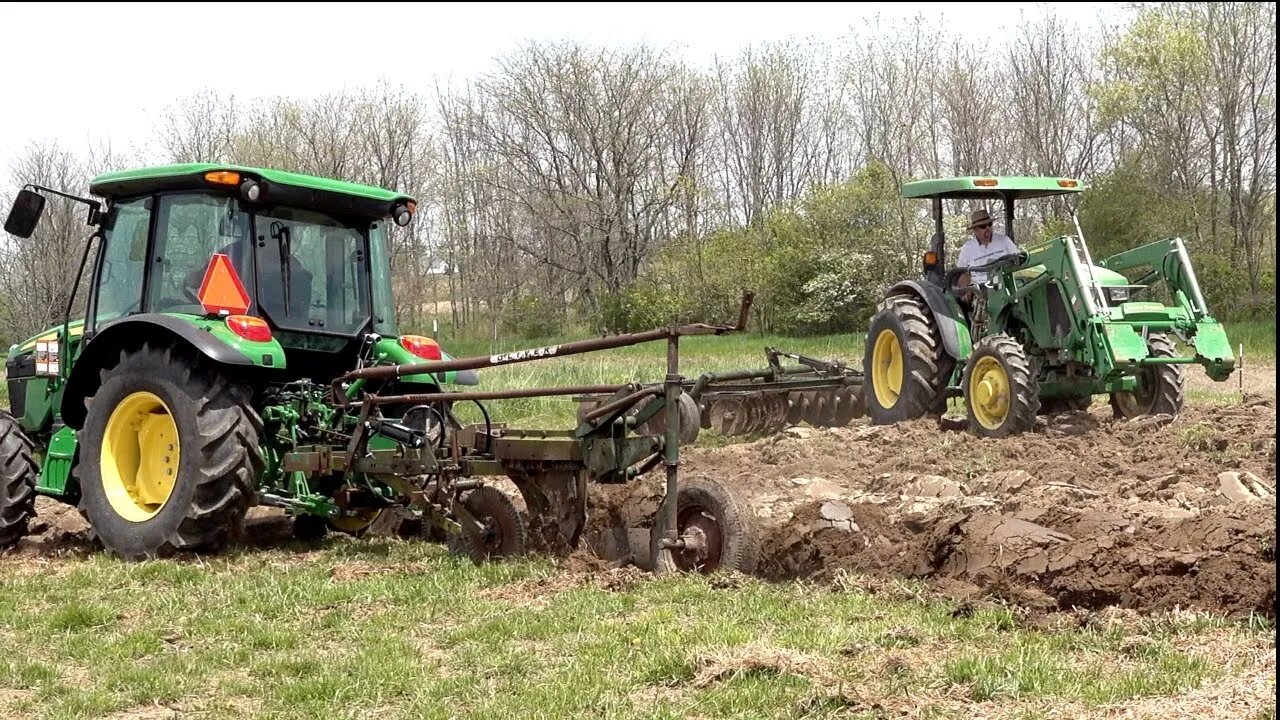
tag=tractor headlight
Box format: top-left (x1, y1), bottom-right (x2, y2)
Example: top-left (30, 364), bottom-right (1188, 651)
top-left (1105, 287), bottom-right (1130, 304)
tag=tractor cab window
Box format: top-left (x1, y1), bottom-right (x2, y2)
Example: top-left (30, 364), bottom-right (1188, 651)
top-left (93, 197), bottom-right (152, 327)
top-left (148, 194), bottom-right (253, 315)
top-left (253, 207), bottom-right (369, 335)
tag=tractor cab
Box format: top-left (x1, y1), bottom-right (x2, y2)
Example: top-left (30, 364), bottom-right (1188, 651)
top-left (4, 163), bottom-right (473, 437)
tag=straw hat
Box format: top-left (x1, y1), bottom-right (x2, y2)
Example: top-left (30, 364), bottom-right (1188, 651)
top-left (967, 208), bottom-right (994, 231)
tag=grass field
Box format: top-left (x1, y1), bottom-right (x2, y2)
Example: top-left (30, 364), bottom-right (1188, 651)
top-left (1, 538), bottom-right (1272, 720)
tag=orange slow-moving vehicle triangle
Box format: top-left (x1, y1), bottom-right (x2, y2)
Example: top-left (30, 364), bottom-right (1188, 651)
top-left (197, 253), bottom-right (251, 315)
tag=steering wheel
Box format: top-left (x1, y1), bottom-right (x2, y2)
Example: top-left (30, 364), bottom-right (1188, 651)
top-left (944, 250), bottom-right (1029, 293)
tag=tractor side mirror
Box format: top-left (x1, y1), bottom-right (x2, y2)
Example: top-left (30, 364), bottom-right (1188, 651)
top-left (4, 189), bottom-right (46, 238)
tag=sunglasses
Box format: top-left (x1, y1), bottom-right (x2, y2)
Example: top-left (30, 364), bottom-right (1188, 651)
top-left (975, 223), bottom-right (992, 230)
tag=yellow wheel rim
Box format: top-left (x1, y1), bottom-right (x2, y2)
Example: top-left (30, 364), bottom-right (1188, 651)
top-left (969, 357), bottom-right (1010, 430)
top-left (329, 509), bottom-right (382, 534)
top-left (872, 329), bottom-right (904, 408)
top-left (102, 391), bottom-right (180, 523)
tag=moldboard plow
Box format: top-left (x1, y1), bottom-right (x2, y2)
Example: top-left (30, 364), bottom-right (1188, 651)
top-left (318, 291), bottom-right (864, 573)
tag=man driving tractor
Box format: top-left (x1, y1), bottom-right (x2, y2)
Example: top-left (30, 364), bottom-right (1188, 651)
top-left (955, 208), bottom-right (1019, 292)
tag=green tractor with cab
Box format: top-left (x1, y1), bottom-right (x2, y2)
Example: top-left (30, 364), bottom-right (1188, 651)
top-left (863, 175), bottom-right (1236, 437)
top-left (0, 164), bottom-right (481, 556)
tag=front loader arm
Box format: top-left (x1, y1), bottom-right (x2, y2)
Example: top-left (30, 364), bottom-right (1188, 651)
top-left (1099, 237), bottom-right (1235, 381)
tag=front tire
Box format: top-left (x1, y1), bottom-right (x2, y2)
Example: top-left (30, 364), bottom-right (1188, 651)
top-left (963, 334), bottom-right (1040, 438)
top-left (77, 343), bottom-right (262, 560)
top-left (1110, 334), bottom-right (1185, 419)
top-left (0, 411), bottom-right (38, 550)
top-left (864, 294), bottom-right (951, 424)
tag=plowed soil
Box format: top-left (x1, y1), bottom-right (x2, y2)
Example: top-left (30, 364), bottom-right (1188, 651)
top-left (586, 396), bottom-right (1277, 618)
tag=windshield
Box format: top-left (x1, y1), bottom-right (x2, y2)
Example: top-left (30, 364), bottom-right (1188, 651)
top-left (253, 207), bottom-right (370, 335)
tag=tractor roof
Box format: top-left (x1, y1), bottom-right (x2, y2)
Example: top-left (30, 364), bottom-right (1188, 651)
top-left (901, 176), bottom-right (1086, 200)
top-left (89, 163), bottom-right (414, 219)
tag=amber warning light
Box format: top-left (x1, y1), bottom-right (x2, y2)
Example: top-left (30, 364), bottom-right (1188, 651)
top-left (198, 254), bottom-right (251, 316)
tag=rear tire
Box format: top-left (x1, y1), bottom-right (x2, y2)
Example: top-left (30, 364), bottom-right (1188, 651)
top-left (864, 294), bottom-right (951, 424)
top-left (963, 334), bottom-right (1040, 438)
top-left (77, 343), bottom-right (262, 560)
top-left (0, 411), bottom-right (38, 550)
top-left (1110, 334), bottom-right (1185, 419)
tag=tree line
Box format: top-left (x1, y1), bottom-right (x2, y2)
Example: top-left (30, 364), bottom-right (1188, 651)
top-left (1, 2), bottom-right (1273, 347)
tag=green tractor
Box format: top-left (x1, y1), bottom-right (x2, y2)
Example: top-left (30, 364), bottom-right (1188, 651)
top-left (1, 162), bottom-right (864, 567)
top-left (863, 175), bottom-right (1236, 437)
top-left (0, 164), bottom-right (482, 556)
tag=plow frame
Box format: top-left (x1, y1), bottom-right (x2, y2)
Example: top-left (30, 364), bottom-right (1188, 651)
top-left (275, 292), bottom-right (863, 571)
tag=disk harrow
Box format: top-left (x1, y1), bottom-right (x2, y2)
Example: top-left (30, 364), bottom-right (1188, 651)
top-left (575, 348), bottom-right (865, 439)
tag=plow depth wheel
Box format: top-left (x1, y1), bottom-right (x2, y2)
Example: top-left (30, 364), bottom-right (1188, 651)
top-left (651, 478), bottom-right (759, 575)
top-left (448, 486), bottom-right (527, 564)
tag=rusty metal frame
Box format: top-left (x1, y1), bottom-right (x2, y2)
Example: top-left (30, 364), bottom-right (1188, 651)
top-left (289, 291), bottom-right (860, 571)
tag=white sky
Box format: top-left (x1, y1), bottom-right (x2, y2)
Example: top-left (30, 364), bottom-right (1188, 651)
top-left (0, 1), bottom-right (1125, 185)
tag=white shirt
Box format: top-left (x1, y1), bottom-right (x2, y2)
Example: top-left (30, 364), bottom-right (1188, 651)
top-left (956, 232), bottom-right (1019, 284)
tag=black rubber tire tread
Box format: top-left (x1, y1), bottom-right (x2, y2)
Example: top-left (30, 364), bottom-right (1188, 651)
top-left (963, 334), bottom-right (1040, 438)
top-left (864, 293), bottom-right (952, 423)
top-left (447, 486), bottom-right (527, 563)
top-left (651, 477), bottom-right (760, 575)
top-left (77, 342), bottom-right (262, 560)
top-left (1109, 334), bottom-right (1185, 419)
top-left (0, 411), bottom-right (38, 550)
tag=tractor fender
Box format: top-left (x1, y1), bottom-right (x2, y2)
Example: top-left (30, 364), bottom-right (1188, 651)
top-left (885, 281), bottom-right (967, 360)
top-left (60, 314), bottom-right (258, 430)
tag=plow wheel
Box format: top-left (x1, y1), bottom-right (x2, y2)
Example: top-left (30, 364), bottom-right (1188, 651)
top-left (651, 478), bottom-right (759, 575)
top-left (447, 486), bottom-right (527, 564)
top-left (633, 392), bottom-right (701, 445)
top-left (1110, 334), bottom-right (1185, 419)
top-left (328, 508), bottom-right (384, 537)
top-left (963, 334), bottom-right (1039, 438)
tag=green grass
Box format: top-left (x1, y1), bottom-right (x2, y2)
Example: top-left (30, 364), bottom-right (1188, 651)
top-left (1, 540), bottom-right (1267, 720)
top-left (1224, 320), bottom-right (1276, 362)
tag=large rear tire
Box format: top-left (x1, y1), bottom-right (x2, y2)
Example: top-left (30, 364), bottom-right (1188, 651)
top-left (963, 334), bottom-right (1040, 438)
top-left (864, 294), bottom-right (951, 423)
top-left (1110, 334), bottom-right (1185, 419)
top-left (77, 343), bottom-right (262, 560)
top-left (0, 411), bottom-right (38, 550)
